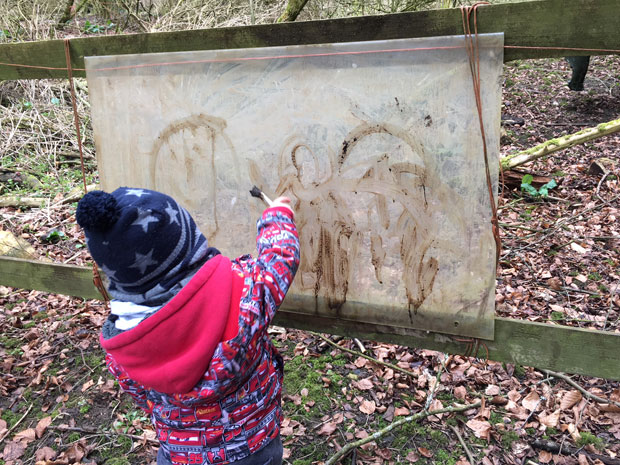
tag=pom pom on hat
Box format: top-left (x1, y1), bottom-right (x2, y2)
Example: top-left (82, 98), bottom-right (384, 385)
top-left (76, 190), bottom-right (120, 231)
top-left (75, 187), bottom-right (210, 303)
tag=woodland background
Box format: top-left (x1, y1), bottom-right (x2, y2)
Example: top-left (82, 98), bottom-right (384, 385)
top-left (0, 1), bottom-right (619, 464)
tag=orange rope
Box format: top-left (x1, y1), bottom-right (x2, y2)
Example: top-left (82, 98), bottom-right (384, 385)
top-left (63, 38), bottom-right (110, 304)
top-left (461, 3), bottom-right (502, 267)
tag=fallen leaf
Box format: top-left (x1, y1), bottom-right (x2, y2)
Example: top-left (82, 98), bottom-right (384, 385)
top-left (352, 378), bottom-right (373, 391)
top-left (538, 450), bottom-right (553, 463)
top-left (538, 409), bottom-right (560, 428)
top-left (570, 243), bottom-right (588, 254)
top-left (406, 450), bottom-right (420, 462)
top-left (418, 446), bottom-right (433, 458)
top-left (560, 391), bottom-right (583, 410)
top-left (35, 416), bottom-right (53, 438)
top-left (394, 407), bottom-right (410, 416)
top-left (318, 421), bottom-right (338, 436)
top-left (3, 441), bottom-right (27, 460)
top-left (35, 446), bottom-right (57, 461)
top-left (360, 400), bottom-right (376, 415)
top-left (61, 441), bottom-right (86, 462)
top-left (376, 448), bottom-right (392, 460)
top-left (382, 404), bottom-right (395, 422)
top-left (522, 391), bottom-right (540, 411)
top-left (454, 386), bottom-right (467, 400)
top-left (81, 379), bottom-right (95, 393)
top-left (14, 427), bottom-right (36, 443)
top-left (466, 419), bottom-right (492, 440)
top-left (485, 385), bottom-right (500, 396)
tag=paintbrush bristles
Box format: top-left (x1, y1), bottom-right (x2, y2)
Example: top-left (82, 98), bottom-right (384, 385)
top-left (249, 185), bottom-right (262, 198)
top-left (249, 185), bottom-right (273, 206)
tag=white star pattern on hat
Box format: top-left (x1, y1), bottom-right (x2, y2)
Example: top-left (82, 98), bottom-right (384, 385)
top-left (125, 188), bottom-right (146, 197)
top-left (100, 263), bottom-right (118, 281)
top-left (129, 249), bottom-right (158, 275)
top-left (164, 202), bottom-right (180, 225)
top-left (131, 209), bottom-right (159, 232)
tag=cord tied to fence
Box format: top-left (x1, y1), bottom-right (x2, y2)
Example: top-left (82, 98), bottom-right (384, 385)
top-left (63, 38), bottom-right (110, 304)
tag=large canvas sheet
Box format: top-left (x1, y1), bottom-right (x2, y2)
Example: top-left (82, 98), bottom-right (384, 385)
top-left (85, 34), bottom-right (503, 339)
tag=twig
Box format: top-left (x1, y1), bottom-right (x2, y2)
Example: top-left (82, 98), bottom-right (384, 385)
top-left (425, 353), bottom-right (450, 411)
top-left (48, 425), bottom-right (159, 446)
top-left (0, 403), bottom-right (33, 443)
top-left (595, 171), bottom-right (610, 201)
top-left (519, 396), bottom-right (545, 430)
top-left (353, 338), bottom-right (366, 354)
top-left (558, 286), bottom-right (600, 296)
top-left (450, 425), bottom-right (476, 465)
top-left (541, 369), bottom-right (620, 408)
top-left (312, 332), bottom-right (418, 380)
top-left (324, 402), bottom-right (481, 465)
top-left (531, 439), bottom-right (620, 465)
top-left (119, 0), bottom-right (149, 31)
top-left (603, 289), bottom-right (616, 331)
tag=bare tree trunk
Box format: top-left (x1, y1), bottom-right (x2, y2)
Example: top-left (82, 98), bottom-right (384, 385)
top-left (277, 0), bottom-right (310, 22)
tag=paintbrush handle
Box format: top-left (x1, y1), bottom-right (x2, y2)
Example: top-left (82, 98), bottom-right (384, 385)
top-left (261, 192), bottom-right (273, 206)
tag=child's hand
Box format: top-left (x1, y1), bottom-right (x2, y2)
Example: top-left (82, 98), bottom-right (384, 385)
top-left (269, 196), bottom-right (294, 216)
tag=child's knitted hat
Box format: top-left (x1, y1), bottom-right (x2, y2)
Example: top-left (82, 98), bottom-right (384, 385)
top-left (76, 187), bottom-right (209, 303)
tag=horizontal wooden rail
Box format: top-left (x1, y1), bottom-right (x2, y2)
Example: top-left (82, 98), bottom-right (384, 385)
top-left (0, 0), bottom-right (619, 81)
top-left (1, 255), bottom-right (619, 380)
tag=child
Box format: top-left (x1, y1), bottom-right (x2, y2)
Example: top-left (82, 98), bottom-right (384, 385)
top-left (76, 187), bottom-right (300, 465)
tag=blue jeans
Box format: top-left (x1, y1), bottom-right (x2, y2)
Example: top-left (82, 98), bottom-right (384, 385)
top-left (157, 435), bottom-right (283, 465)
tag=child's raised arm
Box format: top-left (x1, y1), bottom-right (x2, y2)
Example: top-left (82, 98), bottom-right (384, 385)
top-left (254, 197), bottom-right (300, 320)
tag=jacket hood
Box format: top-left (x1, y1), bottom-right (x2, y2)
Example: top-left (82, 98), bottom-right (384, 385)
top-left (100, 254), bottom-right (241, 394)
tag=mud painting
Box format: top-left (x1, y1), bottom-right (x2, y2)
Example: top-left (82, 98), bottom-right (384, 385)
top-left (85, 34), bottom-right (503, 339)
top-left (266, 122), bottom-right (442, 321)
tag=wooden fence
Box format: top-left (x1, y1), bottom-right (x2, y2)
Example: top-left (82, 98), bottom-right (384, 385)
top-left (1, 0), bottom-right (619, 380)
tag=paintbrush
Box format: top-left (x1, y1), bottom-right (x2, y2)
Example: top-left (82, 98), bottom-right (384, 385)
top-left (249, 185), bottom-right (273, 207)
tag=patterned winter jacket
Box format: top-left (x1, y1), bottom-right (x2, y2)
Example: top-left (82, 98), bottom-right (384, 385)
top-left (100, 207), bottom-right (299, 464)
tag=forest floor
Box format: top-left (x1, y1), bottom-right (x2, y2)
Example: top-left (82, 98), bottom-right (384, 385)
top-left (1, 10), bottom-right (620, 465)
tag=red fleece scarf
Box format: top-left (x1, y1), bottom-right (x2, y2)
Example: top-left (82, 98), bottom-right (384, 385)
top-left (100, 255), bottom-right (241, 394)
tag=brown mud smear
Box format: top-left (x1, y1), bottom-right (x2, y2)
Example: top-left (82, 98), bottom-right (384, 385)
top-left (276, 121), bottom-right (440, 314)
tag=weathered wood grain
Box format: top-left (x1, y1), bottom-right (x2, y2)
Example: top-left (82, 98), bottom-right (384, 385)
top-left (0, 0), bottom-right (618, 81)
top-left (0, 256), bottom-right (101, 300)
top-left (2, 256), bottom-right (619, 380)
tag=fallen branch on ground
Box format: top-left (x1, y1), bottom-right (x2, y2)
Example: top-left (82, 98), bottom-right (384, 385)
top-left (324, 402), bottom-right (481, 465)
top-left (500, 117), bottom-right (620, 171)
top-left (541, 369), bottom-right (620, 409)
top-left (0, 403), bottom-right (33, 444)
top-left (0, 196), bottom-right (46, 208)
top-left (450, 425), bottom-right (477, 465)
top-left (531, 439), bottom-right (620, 465)
top-left (312, 332), bottom-right (418, 380)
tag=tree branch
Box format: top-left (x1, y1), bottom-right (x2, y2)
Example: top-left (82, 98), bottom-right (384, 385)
top-left (312, 332), bottom-right (418, 380)
top-left (541, 369), bottom-right (620, 409)
top-left (324, 402), bottom-right (481, 465)
top-left (500, 118), bottom-right (620, 171)
top-left (277, 0), bottom-right (310, 22)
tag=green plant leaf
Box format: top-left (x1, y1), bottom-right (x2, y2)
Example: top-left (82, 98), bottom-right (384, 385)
top-left (521, 174), bottom-right (534, 185)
